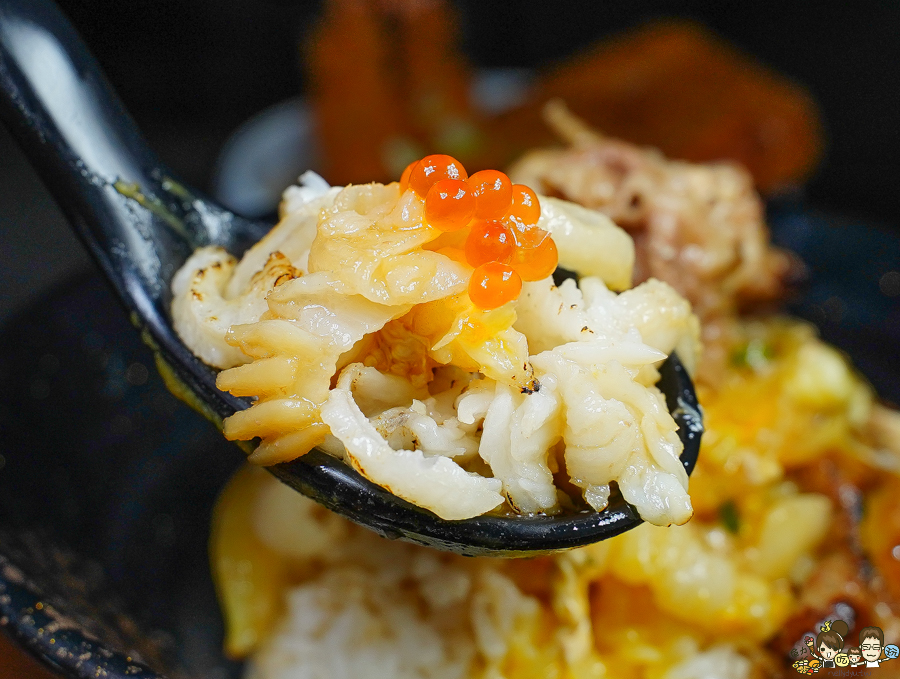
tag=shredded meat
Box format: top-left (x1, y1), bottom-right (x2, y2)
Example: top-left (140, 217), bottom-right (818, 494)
top-left (508, 102), bottom-right (799, 383)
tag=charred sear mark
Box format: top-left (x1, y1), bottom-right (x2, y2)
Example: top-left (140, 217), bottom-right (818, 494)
top-left (521, 378), bottom-right (542, 395)
top-left (505, 491), bottom-right (522, 513)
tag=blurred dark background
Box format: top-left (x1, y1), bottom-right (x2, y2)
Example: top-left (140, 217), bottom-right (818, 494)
top-left (0, 0), bottom-right (900, 319)
top-left (1, 0), bottom-right (899, 323)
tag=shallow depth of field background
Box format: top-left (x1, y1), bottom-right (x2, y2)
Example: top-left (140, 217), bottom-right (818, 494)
top-left (1, 0), bottom-right (899, 325)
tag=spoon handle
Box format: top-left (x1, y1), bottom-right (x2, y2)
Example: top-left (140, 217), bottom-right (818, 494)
top-left (0, 0), bottom-right (184, 274)
top-left (0, 0), bottom-right (260, 422)
top-left (0, 0), bottom-right (270, 278)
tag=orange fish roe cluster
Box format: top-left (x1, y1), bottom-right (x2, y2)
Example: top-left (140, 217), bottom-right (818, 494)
top-left (401, 155), bottom-right (558, 310)
top-left (424, 179), bottom-right (475, 231)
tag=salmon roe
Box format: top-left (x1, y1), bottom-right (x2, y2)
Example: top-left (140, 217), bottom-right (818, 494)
top-left (511, 234), bottom-right (558, 282)
top-left (511, 224), bottom-right (550, 249)
top-left (469, 262), bottom-right (522, 310)
top-left (409, 154), bottom-right (467, 197)
top-left (425, 179), bottom-right (476, 231)
top-left (465, 220), bottom-right (515, 268)
top-left (467, 170), bottom-right (513, 220)
top-left (398, 156), bottom-right (558, 308)
top-left (507, 184), bottom-right (541, 227)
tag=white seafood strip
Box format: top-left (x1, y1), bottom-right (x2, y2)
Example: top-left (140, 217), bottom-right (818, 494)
top-left (321, 388), bottom-right (504, 521)
top-left (536, 195), bottom-right (635, 291)
top-left (554, 339), bottom-right (667, 368)
top-left (226, 180), bottom-right (340, 296)
top-left (479, 382), bottom-right (560, 514)
top-left (172, 247), bottom-right (298, 369)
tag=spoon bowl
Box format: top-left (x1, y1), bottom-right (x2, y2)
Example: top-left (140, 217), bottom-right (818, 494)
top-left (0, 0), bottom-right (701, 556)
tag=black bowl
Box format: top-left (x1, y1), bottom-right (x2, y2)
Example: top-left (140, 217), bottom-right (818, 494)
top-left (0, 274), bottom-right (243, 678)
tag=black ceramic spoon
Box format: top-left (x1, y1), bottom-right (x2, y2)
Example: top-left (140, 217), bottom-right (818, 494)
top-left (0, 0), bottom-right (701, 556)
